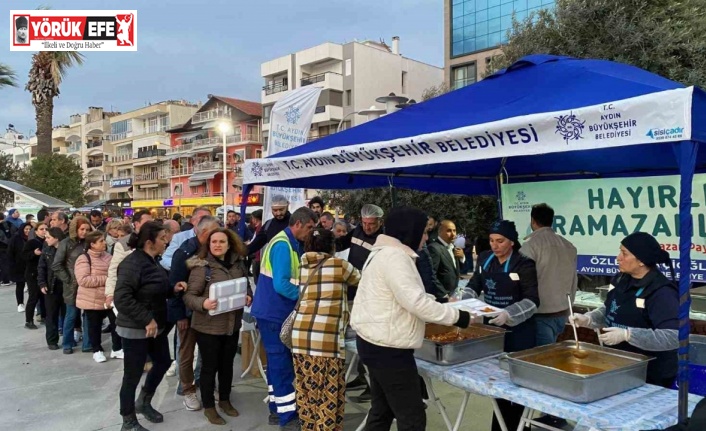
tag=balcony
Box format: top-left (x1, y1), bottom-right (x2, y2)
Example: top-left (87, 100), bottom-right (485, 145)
top-left (86, 140), bottom-right (103, 149)
top-left (134, 172), bottom-right (169, 184)
top-left (193, 107), bottom-right (231, 124)
top-left (192, 136), bottom-right (221, 151)
top-left (233, 164), bottom-right (243, 178)
top-left (193, 161), bottom-right (223, 172)
top-left (112, 153), bottom-right (133, 164)
top-left (170, 166), bottom-right (193, 177)
top-left (263, 81), bottom-right (288, 96)
top-left (137, 148), bottom-right (167, 159)
top-left (68, 144), bottom-right (81, 153)
top-left (229, 133), bottom-right (259, 144)
top-left (166, 143), bottom-right (194, 156)
top-left (86, 160), bottom-right (103, 168)
top-left (86, 180), bottom-right (103, 188)
top-left (300, 72), bottom-right (343, 90)
top-left (109, 132), bottom-right (132, 142)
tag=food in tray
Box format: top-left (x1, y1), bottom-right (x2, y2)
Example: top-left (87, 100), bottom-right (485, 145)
top-left (479, 307), bottom-right (496, 313)
top-left (426, 329), bottom-right (486, 344)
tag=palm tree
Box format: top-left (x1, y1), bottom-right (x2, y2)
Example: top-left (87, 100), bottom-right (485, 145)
top-left (0, 63), bottom-right (17, 89)
top-left (26, 51), bottom-right (84, 154)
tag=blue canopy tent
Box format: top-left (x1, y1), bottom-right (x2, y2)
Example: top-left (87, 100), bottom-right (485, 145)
top-left (242, 55), bottom-right (706, 422)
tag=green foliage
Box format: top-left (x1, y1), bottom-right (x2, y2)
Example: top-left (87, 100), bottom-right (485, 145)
top-left (0, 63), bottom-right (17, 89)
top-left (18, 154), bottom-right (86, 206)
top-left (320, 188), bottom-right (498, 241)
top-left (487, 0), bottom-right (706, 87)
top-left (0, 154), bottom-right (21, 209)
top-left (421, 83), bottom-right (450, 101)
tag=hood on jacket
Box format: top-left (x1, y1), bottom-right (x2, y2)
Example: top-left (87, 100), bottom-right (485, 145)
top-left (301, 251), bottom-right (332, 268)
top-left (373, 234), bottom-right (419, 259)
top-left (69, 216), bottom-right (91, 241)
top-left (186, 251), bottom-right (242, 270)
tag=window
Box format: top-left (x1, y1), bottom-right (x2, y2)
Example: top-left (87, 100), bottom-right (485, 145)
top-left (110, 119), bottom-right (132, 140)
top-left (452, 63), bottom-right (477, 90)
top-left (190, 186), bottom-right (200, 195)
top-left (144, 114), bottom-right (169, 134)
top-left (263, 105), bottom-right (272, 124)
top-left (402, 72), bottom-right (408, 94)
top-left (345, 59), bottom-right (352, 76)
top-left (450, 0), bottom-right (556, 57)
top-left (345, 90), bottom-right (352, 107)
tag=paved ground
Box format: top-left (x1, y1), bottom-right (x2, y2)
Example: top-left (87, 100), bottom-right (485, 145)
top-left (0, 283), bottom-right (521, 431)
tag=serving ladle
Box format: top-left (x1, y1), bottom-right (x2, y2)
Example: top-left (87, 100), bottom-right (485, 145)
top-left (567, 293), bottom-right (589, 359)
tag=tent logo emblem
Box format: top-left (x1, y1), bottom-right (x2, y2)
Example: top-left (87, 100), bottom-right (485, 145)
top-left (555, 112), bottom-right (585, 144)
top-left (285, 105), bottom-right (302, 125)
top-left (516, 191), bottom-right (526, 201)
top-left (646, 127), bottom-right (684, 141)
top-left (250, 161), bottom-right (263, 177)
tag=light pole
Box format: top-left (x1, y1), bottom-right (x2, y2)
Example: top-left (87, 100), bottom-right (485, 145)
top-left (217, 122), bottom-right (233, 216)
top-left (336, 105), bottom-right (386, 133)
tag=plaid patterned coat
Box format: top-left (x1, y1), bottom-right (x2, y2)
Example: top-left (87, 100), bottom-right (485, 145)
top-left (291, 252), bottom-right (361, 358)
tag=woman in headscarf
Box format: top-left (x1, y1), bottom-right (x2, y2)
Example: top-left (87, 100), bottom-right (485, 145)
top-left (571, 232), bottom-right (678, 387)
top-left (466, 219), bottom-right (539, 431)
top-left (350, 207), bottom-right (473, 431)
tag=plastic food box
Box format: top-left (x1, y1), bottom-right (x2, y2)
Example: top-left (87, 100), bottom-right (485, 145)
top-left (208, 277), bottom-right (248, 316)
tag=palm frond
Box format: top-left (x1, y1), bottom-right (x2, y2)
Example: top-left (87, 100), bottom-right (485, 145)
top-left (0, 63), bottom-right (17, 88)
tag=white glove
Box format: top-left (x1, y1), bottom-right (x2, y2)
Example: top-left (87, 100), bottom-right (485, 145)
top-left (598, 327), bottom-right (630, 346)
top-left (489, 310), bottom-right (510, 327)
top-left (569, 313), bottom-right (591, 328)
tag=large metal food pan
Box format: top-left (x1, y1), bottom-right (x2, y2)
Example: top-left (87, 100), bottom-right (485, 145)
top-left (414, 323), bottom-right (507, 365)
top-left (506, 341), bottom-right (652, 403)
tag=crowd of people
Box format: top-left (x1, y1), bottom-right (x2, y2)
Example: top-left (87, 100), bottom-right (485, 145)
top-left (0, 196), bottom-right (681, 431)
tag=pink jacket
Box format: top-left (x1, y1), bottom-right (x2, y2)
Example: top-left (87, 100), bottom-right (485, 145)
top-left (75, 249), bottom-right (112, 310)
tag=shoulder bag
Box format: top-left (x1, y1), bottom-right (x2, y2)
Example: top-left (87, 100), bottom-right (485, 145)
top-left (280, 257), bottom-right (329, 349)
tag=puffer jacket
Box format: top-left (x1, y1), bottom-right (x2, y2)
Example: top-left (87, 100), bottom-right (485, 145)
top-left (38, 242), bottom-right (62, 294)
top-left (350, 234), bottom-right (461, 350)
top-left (51, 218), bottom-right (89, 305)
top-left (75, 249), bottom-right (112, 310)
top-left (22, 236), bottom-right (45, 281)
top-left (183, 252), bottom-right (250, 336)
top-left (114, 249), bottom-right (171, 330)
top-left (105, 234), bottom-right (133, 300)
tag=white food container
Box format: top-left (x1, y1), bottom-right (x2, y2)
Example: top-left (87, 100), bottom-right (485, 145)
top-left (208, 277), bottom-right (248, 316)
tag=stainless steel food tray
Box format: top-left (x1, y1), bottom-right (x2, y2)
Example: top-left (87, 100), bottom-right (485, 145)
top-left (691, 287), bottom-right (706, 313)
top-left (414, 323), bottom-right (507, 365)
top-left (505, 341), bottom-right (652, 403)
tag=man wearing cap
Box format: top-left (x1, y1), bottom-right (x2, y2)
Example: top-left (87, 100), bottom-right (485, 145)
top-left (336, 203), bottom-right (385, 401)
top-left (571, 232), bottom-right (678, 388)
top-left (246, 195), bottom-right (291, 256)
top-left (15, 16), bottom-right (28, 44)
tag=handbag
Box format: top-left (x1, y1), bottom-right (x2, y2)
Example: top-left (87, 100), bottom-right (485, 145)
top-left (280, 257), bottom-right (329, 349)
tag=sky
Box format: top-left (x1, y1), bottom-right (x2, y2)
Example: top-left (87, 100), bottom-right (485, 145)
top-left (0, 0), bottom-right (444, 136)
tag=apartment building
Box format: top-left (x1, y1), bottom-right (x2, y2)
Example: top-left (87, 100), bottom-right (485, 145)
top-left (261, 37), bottom-right (443, 145)
top-left (166, 95), bottom-right (264, 217)
top-left (444, 0), bottom-right (555, 88)
top-left (104, 101), bottom-right (198, 216)
top-left (50, 107), bottom-right (120, 202)
top-left (0, 126), bottom-right (35, 166)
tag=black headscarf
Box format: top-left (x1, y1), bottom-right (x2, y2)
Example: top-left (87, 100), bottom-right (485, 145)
top-left (384, 207), bottom-right (428, 251)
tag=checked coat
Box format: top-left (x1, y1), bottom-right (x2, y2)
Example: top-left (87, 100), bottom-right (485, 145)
top-left (291, 252), bottom-right (361, 359)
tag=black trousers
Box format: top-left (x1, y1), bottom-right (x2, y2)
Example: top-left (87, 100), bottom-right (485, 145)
top-left (365, 365), bottom-right (426, 431)
top-left (44, 288), bottom-right (64, 346)
top-left (492, 399), bottom-right (525, 431)
top-left (25, 271), bottom-right (40, 323)
top-left (85, 309), bottom-right (122, 353)
top-left (119, 332), bottom-right (171, 416)
top-left (15, 280), bottom-right (25, 305)
top-left (0, 250), bottom-right (9, 283)
top-left (196, 330), bottom-right (240, 408)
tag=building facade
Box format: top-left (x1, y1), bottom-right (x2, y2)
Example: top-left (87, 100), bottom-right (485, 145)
top-left (166, 95), bottom-right (264, 218)
top-left (0, 126), bottom-right (34, 166)
top-left (50, 107), bottom-right (120, 202)
top-left (261, 37), bottom-right (443, 145)
top-left (103, 101), bottom-right (198, 217)
top-left (444, 0), bottom-right (555, 88)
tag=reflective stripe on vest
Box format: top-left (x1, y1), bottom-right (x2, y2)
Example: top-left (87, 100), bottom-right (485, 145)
top-left (261, 230), bottom-right (300, 285)
top-left (351, 237), bottom-right (373, 251)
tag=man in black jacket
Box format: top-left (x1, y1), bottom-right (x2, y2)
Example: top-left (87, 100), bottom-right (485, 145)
top-left (428, 220), bottom-right (465, 302)
top-left (338, 203), bottom-right (384, 402)
top-left (0, 213), bottom-right (15, 285)
top-left (246, 195), bottom-right (291, 256)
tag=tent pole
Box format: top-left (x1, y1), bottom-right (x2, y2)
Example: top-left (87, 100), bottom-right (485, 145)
top-left (388, 176), bottom-right (398, 208)
top-left (677, 140), bottom-right (697, 423)
top-left (496, 173), bottom-right (504, 219)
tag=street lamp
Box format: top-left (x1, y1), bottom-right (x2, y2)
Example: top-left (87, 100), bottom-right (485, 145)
top-left (217, 121), bottom-right (233, 215)
top-left (336, 105), bottom-right (386, 133)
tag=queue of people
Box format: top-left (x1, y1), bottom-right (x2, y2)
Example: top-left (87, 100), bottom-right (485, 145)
top-left (2, 197), bottom-right (682, 431)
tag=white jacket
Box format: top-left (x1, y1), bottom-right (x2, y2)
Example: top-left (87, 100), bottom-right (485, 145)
top-left (105, 239), bottom-right (133, 299)
top-left (351, 235), bottom-right (460, 350)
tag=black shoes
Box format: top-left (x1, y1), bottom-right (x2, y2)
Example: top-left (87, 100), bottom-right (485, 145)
top-left (269, 411), bottom-right (279, 425)
top-left (345, 375), bottom-right (367, 390)
top-left (121, 413), bottom-right (149, 431)
top-left (48, 344), bottom-right (59, 351)
top-left (135, 387), bottom-right (164, 423)
top-left (63, 348), bottom-right (73, 354)
top-left (24, 322), bottom-right (38, 330)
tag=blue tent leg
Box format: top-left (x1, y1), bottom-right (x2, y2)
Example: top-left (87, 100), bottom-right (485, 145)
top-left (238, 184), bottom-right (253, 239)
top-left (677, 140), bottom-right (697, 423)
